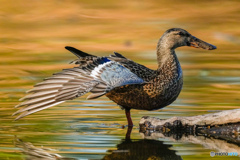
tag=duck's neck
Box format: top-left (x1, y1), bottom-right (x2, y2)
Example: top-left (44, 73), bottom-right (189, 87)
top-left (156, 37), bottom-right (174, 67)
top-left (156, 41), bottom-right (182, 79)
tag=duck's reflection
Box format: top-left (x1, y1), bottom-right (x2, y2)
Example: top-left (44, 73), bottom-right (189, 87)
top-left (14, 124), bottom-right (240, 160)
top-left (102, 138), bottom-right (182, 160)
top-left (14, 138), bottom-right (77, 160)
top-left (15, 134), bottom-right (182, 160)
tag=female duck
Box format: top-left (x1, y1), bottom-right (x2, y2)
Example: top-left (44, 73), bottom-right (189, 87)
top-left (13, 28), bottom-right (216, 126)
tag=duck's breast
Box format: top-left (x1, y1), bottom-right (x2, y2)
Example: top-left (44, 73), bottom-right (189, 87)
top-left (105, 76), bottom-right (183, 110)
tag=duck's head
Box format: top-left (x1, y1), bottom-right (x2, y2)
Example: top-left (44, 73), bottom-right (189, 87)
top-left (160, 28), bottom-right (217, 50)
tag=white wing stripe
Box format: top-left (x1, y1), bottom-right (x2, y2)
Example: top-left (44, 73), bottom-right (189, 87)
top-left (90, 61), bottom-right (113, 79)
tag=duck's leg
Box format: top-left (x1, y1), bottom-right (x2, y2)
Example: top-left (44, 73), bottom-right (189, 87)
top-left (125, 125), bottom-right (133, 139)
top-left (125, 109), bottom-right (133, 126)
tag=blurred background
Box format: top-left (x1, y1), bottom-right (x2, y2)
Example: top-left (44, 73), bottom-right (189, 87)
top-left (1, 0), bottom-right (240, 159)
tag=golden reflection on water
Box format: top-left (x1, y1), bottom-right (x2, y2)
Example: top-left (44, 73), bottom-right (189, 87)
top-left (0, 0), bottom-right (240, 159)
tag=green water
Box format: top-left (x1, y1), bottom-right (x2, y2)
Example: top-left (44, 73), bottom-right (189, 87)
top-left (1, 0), bottom-right (240, 159)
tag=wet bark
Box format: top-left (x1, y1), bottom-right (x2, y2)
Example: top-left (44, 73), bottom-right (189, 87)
top-left (139, 109), bottom-right (240, 144)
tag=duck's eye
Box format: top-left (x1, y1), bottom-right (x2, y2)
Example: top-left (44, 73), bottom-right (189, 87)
top-left (178, 32), bottom-right (185, 36)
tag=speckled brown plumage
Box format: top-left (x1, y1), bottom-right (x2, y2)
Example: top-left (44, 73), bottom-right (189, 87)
top-left (106, 53), bottom-right (183, 111)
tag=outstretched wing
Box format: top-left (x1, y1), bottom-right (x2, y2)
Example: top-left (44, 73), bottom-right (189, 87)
top-left (13, 48), bottom-right (144, 120)
top-left (13, 68), bottom-right (100, 120)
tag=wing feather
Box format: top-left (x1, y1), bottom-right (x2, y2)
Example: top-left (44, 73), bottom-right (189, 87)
top-left (13, 67), bottom-right (99, 120)
top-left (14, 101), bottom-right (64, 120)
top-left (19, 90), bottom-right (58, 101)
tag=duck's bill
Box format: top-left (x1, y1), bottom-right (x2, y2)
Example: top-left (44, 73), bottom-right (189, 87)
top-left (188, 36), bottom-right (217, 50)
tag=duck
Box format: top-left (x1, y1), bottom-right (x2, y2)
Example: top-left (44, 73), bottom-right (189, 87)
top-left (13, 28), bottom-right (217, 126)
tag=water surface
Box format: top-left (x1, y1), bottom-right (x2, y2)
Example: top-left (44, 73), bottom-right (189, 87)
top-left (1, 1), bottom-right (240, 159)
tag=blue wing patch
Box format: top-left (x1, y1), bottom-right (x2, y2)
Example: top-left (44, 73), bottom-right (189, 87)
top-left (91, 61), bottom-right (144, 90)
top-left (95, 57), bottom-right (111, 65)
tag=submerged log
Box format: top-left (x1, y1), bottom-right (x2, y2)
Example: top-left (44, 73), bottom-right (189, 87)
top-left (139, 109), bottom-right (240, 144)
